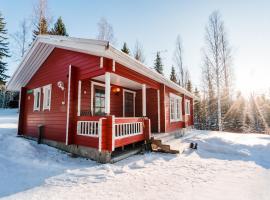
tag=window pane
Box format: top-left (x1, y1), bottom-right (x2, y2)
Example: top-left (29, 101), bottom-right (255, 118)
top-left (170, 98), bottom-right (174, 120)
top-left (100, 98), bottom-right (105, 107)
top-left (94, 87), bottom-right (105, 115)
top-left (37, 92), bottom-right (40, 107)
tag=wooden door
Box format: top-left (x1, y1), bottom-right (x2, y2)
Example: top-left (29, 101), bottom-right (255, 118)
top-left (124, 91), bottom-right (135, 117)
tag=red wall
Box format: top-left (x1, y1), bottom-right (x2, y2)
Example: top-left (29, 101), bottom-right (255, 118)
top-left (21, 47), bottom-right (194, 149)
top-left (164, 86), bottom-right (194, 133)
top-left (22, 48), bottom-right (102, 143)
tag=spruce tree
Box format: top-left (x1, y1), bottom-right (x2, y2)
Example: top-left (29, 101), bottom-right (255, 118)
top-left (154, 52), bottom-right (163, 75)
top-left (170, 66), bottom-right (177, 83)
top-left (33, 17), bottom-right (48, 40)
top-left (50, 17), bottom-right (68, 36)
top-left (121, 42), bottom-right (130, 55)
top-left (0, 12), bottom-right (10, 84)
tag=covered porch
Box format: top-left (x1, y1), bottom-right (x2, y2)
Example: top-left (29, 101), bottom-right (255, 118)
top-left (67, 61), bottom-right (160, 153)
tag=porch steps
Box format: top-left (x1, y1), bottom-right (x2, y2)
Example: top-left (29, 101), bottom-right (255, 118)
top-left (151, 138), bottom-right (179, 154)
top-left (150, 130), bottom-right (189, 154)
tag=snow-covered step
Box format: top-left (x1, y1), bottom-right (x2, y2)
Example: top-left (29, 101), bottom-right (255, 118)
top-left (152, 131), bottom-right (184, 143)
top-left (151, 130), bottom-right (193, 154)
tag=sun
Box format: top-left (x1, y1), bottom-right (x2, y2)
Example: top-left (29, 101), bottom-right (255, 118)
top-left (236, 67), bottom-right (269, 97)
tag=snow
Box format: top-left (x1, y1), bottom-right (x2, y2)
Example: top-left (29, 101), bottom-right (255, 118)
top-left (1, 109), bottom-right (270, 200)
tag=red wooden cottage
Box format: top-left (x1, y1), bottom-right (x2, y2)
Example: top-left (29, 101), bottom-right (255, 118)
top-left (7, 35), bottom-right (195, 163)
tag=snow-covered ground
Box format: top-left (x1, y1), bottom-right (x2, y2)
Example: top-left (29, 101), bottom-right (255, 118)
top-left (1, 109), bottom-right (270, 200)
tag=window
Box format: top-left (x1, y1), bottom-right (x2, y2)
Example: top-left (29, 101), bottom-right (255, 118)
top-left (43, 84), bottom-right (52, 110)
top-left (33, 88), bottom-right (41, 111)
top-left (169, 93), bottom-right (182, 122)
top-left (185, 99), bottom-right (191, 115)
top-left (94, 86), bottom-right (105, 115)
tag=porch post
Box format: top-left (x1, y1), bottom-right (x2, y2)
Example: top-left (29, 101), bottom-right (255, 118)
top-left (157, 89), bottom-right (160, 133)
top-left (77, 80), bottom-right (81, 116)
top-left (142, 84), bottom-right (146, 117)
top-left (105, 72), bottom-right (111, 115)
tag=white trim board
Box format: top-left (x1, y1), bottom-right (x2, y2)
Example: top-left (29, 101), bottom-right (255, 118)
top-left (77, 80), bottom-right (82, 116)
top-left (90, 81), bottom-right (106, 115)
top-left (66, 65), bottom-right (72, 145)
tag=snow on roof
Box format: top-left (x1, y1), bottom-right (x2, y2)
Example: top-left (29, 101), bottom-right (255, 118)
top-left (7, 35), bottom-right (196, 99)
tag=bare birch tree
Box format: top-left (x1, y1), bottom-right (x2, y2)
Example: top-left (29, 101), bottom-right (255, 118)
top-left (203, 11), bottom-right (233, 131)
top-left (133, 40), bottom-right (145, 63)
top-left (32, 0), bottom-right (49, 26)
top-left (174, 35), bottom-right (184, 87)
top-left (10, 19), bottom-right (30, 61)
top-left (97, 18), bottom-right (116, 45)
top-left (174, 35), bottom-right (192, 89)
top-left (32, 0), bottom-right (51, 40)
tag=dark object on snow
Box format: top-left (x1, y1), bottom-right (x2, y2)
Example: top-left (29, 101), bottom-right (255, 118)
top-left (37, 124), bottom-right (44, 144)
top-left (8, 100), bottom-right (18, 108)
top-left (190, 142), bottom-right (198, 150)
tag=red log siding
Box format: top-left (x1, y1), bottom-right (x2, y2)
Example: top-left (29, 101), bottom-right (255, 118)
top-left (114, 134), bottom-right (145, 148)
top-left (22, 48), bottom-right (102, 143)
top-left (135, 90), bottom-right (142, 117)
top-left (110, 87), bottom-right (123, 117)
top-left (185, 96), bottom-right (194, 127)
top-left (164, 86), bottom-right (194, 133)
top-left (80, 79), bottom-right (91, 113)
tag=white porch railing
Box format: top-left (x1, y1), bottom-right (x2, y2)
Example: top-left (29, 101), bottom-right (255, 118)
top-left (77, 121), bottom-right (99, 137)
top-left (115, 122), bottom-right (143, 138)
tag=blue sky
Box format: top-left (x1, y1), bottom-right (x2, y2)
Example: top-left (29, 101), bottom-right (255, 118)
top-left (1, 0), bottom-right (270, 95)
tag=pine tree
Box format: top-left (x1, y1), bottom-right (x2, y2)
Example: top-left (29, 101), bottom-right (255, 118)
top-left (50, 17), bottom-right (68, 36)
top-left (121, 42), bottom-right (130, 55)
top-left (33, 17), bottom-right (48, 40)
top-left (170, 66), bottom-right (177, 83)
top-left (154, 52), bottom-right (163, 75)
top-left (0, 12), bottom-right (10, 84)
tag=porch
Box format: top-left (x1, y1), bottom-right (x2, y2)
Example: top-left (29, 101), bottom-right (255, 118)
top-left (67, 63), bottom-right (160, 153)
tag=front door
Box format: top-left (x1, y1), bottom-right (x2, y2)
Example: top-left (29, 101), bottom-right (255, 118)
top-left (124, 91), bottom-right (135, 117)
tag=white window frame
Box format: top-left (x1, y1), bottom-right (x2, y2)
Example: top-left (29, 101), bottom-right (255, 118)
top-left (185, 99), bottom-right (191, 115)
top-left (90, 81), bottom-right (106, 115)
top-left (33, 88), bottom-right (41, 111)
top-left (43, 84), bottom-right (52, 111)
top-left (169, 93), bottom-right (182, 122)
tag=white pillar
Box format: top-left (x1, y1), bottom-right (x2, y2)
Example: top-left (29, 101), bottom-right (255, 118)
top-left (105, 72), bottom-right (111, 115)
top-left (77, 80), bottom-right (81, 116)
top-left (157, 89), bottom-right (160, 133)
top-left (142, 84), bottom-right (146, 117)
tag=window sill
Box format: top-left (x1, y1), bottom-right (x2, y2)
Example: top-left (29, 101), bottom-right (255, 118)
top-left (170, 119), bottom-right (182, 123)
